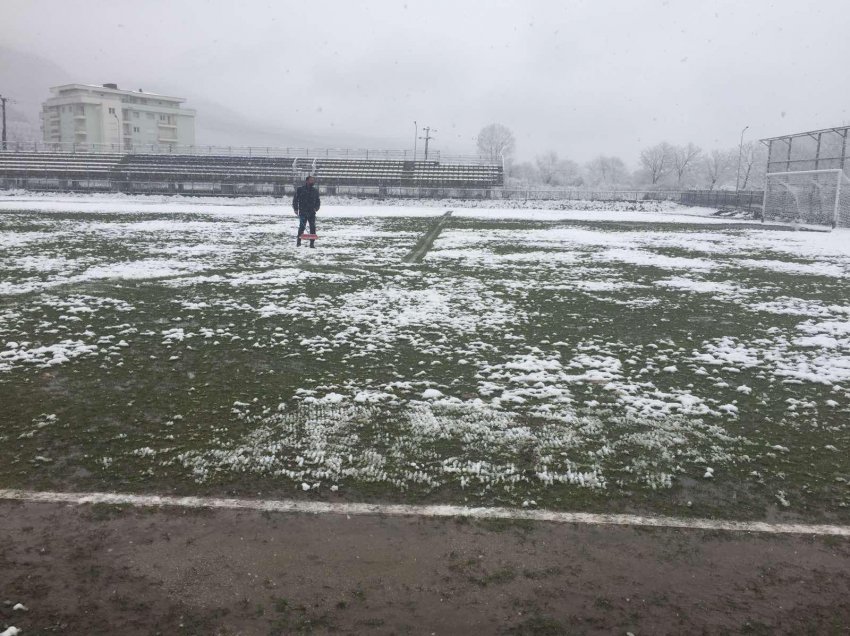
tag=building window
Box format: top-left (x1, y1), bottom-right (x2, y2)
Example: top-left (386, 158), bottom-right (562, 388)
top-left (133, 111), bottom-right (140, 119)
top-left (108, 107), bottom-right (116, 115)
top-left (133, 126), bottom-right (140, 133)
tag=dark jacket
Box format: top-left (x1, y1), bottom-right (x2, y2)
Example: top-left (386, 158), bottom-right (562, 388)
top-left (293, 184), bottom-right (321, 215)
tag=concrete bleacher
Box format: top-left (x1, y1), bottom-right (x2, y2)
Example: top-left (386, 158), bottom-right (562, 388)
top-left (0, 151), bottom-right (124, 179)
top-left (0, 150), bottom-right (503, 191)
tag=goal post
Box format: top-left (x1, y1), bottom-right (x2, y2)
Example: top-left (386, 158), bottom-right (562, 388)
top-left (761, 126), bottom-right (850, 229)
top-left (763, 168), bottom-right (850, 228)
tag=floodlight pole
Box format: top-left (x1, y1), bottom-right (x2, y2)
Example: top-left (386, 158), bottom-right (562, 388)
top-left (735, 125), bottom-right (749, 204)
top-left (0, 95), bottom-right (7, 151)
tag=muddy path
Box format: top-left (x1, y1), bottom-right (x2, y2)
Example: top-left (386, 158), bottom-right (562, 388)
top-left (1, 500), bottom-right (849, 635)
top-left (402, 210), bottom-right (452, 263)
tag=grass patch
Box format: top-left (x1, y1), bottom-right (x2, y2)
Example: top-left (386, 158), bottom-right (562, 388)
top-left (2, 209), bottom-right (850, 521)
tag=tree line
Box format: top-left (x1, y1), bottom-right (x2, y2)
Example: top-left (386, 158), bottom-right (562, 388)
top-left (476, 123), bottom-right (767, 191)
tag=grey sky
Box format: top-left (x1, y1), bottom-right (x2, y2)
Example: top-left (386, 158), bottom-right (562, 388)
top-left (3, 0), bottom-right (849, 163)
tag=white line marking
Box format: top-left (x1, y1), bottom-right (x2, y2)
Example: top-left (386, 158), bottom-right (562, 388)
top-left (1, 489), bottom-right (848, 536)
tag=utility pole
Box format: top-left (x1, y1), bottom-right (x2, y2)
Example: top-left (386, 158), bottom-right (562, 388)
top-left (413, 121), bottom-right (418, 161)
top-left (419, 126), bottom-right (436, 161)
top-left (735, 125), bottom-right (749, 205)
top-left (0, 95), bottom-right (7, 151)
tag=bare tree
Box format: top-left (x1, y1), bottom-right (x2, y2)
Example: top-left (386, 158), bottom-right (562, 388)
top-left (4, 106), bottom-right (40, 144)
top-left (534, 151), bottom-right (581, 186)
top-left (700, 149), bottom-right (735, 190)
top-left (671, 143), bottom-right (702, 187)
top-left (507, 160), bottom-right (539, 186)
top-left (554, 157), bottom-right (582, 187)
top-left (739, 141), bottom-right (768, 190)
top-left (535, 151), bottom-right (561, 185)
top-left (639, 142), bottom-right (673, 186)
top-left (476, 124), bottom-right (516, 163)
top-left (585, 155), bottom-right (628, 187)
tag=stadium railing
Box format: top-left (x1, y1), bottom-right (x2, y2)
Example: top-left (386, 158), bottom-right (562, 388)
top-left (0, 141), bottom-right (500, 166)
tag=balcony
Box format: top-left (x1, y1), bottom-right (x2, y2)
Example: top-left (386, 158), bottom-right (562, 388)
top-left (157, 122), bottom-right (177, 129)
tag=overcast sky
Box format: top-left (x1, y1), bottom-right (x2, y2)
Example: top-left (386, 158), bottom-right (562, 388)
top-left (3, 0), bottom-right (849, 163)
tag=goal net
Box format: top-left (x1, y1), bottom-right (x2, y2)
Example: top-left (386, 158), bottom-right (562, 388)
top-left (763, 169), bottom-right (850, 228)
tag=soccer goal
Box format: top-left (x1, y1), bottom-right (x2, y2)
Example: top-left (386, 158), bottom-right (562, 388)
top-left (763, 169), bottom-right (850, 228)
top-left (761, 126), bottom-right (850, 229)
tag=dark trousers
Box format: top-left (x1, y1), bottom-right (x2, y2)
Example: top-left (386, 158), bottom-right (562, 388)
top-left (297, 212), bottom-right (316, 246)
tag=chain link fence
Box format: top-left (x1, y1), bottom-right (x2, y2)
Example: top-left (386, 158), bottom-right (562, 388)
top-left (680, 189), bottom-right (764, 210)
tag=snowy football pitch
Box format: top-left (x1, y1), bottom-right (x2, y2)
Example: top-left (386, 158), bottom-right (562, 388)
top-left (2, 196), bottom-right (849, 522)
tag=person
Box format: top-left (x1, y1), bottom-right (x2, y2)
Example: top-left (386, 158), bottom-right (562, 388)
top-left (292, 175), bottom-right (320, 248)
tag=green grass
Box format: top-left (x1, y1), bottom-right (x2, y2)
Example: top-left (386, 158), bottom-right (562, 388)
top-left (1, 209), bottom-right (849, 521)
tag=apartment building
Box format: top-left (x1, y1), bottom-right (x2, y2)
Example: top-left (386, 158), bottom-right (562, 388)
top-left (41, 83), bottom-right (196, 149)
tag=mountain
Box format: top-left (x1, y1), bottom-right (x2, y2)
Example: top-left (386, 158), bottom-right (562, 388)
top-left (185, 97), bottom-right (403, 151)
top-left (0, 46), bottom-right (403, 150)
top-left (0, 46), bottom-right (72, 142)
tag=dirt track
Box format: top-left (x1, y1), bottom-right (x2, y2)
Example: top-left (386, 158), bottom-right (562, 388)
top-left (2, 500), bottom-right (849, 635)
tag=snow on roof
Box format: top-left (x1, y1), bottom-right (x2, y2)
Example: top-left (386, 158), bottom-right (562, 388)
top-left (49, 83), bottom-right (186, 103)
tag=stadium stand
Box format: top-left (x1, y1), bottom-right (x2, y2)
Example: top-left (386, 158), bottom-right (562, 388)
top-left (0, 149), bottom-right (503, 194)
top-left (0, 151), bottom-right (124, 179)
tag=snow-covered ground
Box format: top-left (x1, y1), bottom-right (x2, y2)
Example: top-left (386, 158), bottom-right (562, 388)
top-left (1, 193), bottom-right (849, 515)
top-left (0, 189), bottom-right (726, 222)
